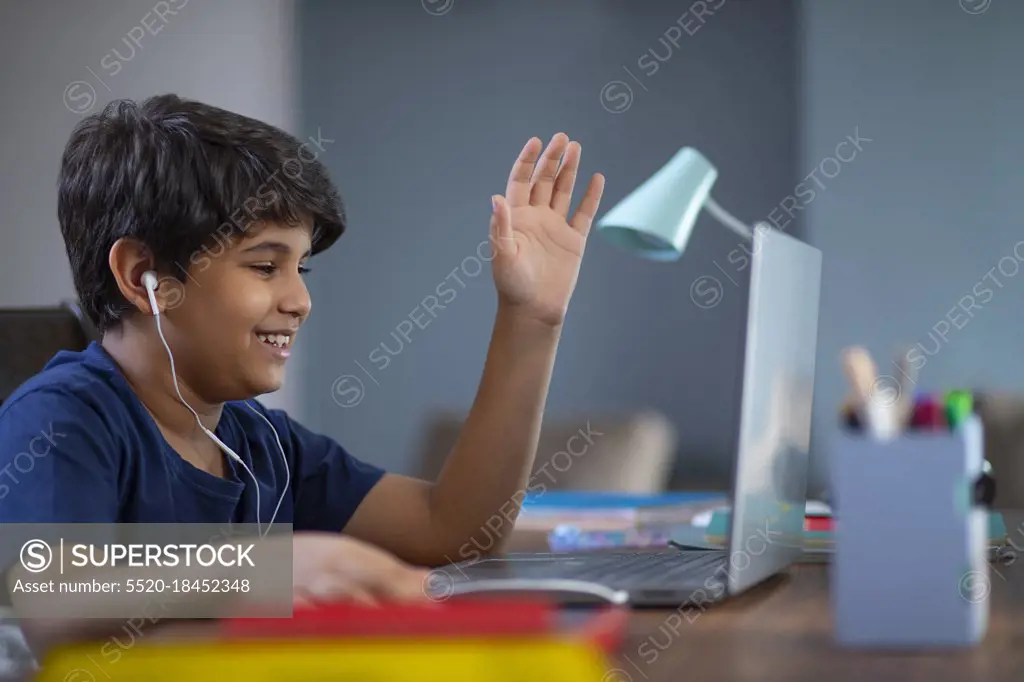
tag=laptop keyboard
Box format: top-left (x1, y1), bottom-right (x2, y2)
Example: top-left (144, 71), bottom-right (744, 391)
top-left (456, 550), bottom-right (727, 587)
top-left (561, 550), bottom-right (725, 583)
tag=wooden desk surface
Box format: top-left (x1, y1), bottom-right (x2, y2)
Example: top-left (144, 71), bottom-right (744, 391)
top-left (89, 531), bottom-right (1024, 682)
top-left (610, 562), bottom-right (1024, 682)
top-left (510, 529), bottom-right (1024, 682)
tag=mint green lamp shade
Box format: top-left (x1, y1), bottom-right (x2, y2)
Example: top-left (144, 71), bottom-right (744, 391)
top-left (596, 147), bottom-right (719, 261)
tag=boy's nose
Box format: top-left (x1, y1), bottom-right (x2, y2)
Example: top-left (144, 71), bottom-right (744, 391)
top-left (280, 278), bottom-right (312, 321)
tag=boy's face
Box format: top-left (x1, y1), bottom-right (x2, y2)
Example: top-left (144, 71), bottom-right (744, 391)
top-left (162, 222), bottom-right (313, 401)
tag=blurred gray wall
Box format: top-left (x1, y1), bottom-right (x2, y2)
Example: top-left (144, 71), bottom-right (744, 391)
top-left (14, 1), bottom-right (1014, 498)
top-left (801, 0), bottom-right (1024, 496)
top-left (297, 0), bottom-right (800, 477)
top-left (0, 0), bottom-right (303, 412)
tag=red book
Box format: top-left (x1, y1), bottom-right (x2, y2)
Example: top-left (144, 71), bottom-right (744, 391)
top-left (804, 516), bottom-right (833, 533)
top-left (220, 599), bottom-right (629, 655)
top-left (562, 606), bottom-right (630, 654)
top-left (223, 599), bottom-right (555, 639)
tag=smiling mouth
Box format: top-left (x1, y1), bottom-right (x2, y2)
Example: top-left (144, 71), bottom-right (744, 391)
top-left (256, 333), bottom-right (293, 349)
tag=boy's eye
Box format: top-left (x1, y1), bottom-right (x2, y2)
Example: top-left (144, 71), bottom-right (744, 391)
top-left (250, 263), bottom-right (312, 276)
top-left (251, 264), bottom-right (277, 276)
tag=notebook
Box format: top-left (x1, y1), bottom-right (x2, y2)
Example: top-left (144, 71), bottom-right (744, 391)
top-left (681, 504), bottom-right (1009, 559)
top-left (515, 491), bottom-right (728, 531)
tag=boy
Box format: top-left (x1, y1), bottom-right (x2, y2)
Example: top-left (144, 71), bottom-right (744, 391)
top-left (0, 94), bottom-right (604, 656)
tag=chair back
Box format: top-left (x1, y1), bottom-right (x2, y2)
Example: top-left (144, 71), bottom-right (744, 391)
top-left (417, 409), bottom-right (679, 493)
top-left (0, 302), bottom-right (97, 405)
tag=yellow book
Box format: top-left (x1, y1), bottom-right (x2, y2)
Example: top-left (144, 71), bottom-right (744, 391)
top-left (41, 637), bottom-right (611, 682)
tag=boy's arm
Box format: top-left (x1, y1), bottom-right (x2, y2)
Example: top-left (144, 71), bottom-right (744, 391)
top-left (344, 134), bottom-right (605, 567)
top-left (344, 305), bottom-right (559, 566)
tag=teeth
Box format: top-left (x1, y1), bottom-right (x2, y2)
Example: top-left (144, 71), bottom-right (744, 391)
top-left (257, 333), bottom-right (291, 348)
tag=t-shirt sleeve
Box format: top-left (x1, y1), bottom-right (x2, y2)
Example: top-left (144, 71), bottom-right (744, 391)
top-left (265, 408), bottom-right (387, 533)
top-left (0, 389), bottom-right (121, 524)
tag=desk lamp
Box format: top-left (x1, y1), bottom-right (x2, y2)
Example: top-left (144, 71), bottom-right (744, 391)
top-left (596, 147), bottom-right (752, 259)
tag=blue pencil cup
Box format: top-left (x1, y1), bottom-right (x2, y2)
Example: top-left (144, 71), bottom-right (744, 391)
top-left (830, 414), bottom-right (989, 648)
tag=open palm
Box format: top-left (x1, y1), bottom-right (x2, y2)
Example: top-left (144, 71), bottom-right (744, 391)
top-left (489, 134), bottom-right (606, 327)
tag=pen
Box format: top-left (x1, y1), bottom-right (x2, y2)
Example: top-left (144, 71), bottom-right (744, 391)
top-left (839, 394), bottom-right (862, 430)
top-left (841, 346), bottom-right (877, 406)
top-left (842, 346), bottom-right (899, 439)
top-left (893, 347), bottom-right (918, 428)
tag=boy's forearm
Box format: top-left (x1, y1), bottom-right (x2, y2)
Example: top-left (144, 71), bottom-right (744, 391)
top-left (430, 303), bottom-right (561, 555)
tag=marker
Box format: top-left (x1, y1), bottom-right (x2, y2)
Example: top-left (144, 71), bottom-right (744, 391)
top-left (945, 390), bottom-right (974, 429)
top-left (910, 395), bottom-right (946, 430)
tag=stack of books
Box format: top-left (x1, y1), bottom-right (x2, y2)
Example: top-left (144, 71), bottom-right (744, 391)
top-left (515, 491), bottom-right (729, 532)
top-left (698, 500), bottom-right (834, 559)
top-left (35, 600), bottom-right (628, 681)
top-left (696, 502), bottom-right (1009, 563)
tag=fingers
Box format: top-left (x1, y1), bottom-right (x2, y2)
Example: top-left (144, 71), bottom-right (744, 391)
top-left (569, 173), bottom-right (606, 237)
top-left (292, 592), bottom-right (315, 609)
top-left (351, 564), bottom-right (430, 604)
top-left (489, 194), bottom-right (516, 258)
top-left (505, 137), bottom-right (543, 207)
top-left (550, 141), bottom-right (581, 217)
top-left (293, 589), bottom-right (372, 610)
top-left (301, 575), bottom-right (380, 606)
top-left (528, 133), bottom-right (570, 207)
top-left (350, 556), bottom-right (432, 604)
top-left (507, 134), bottom-right (590, 215)
top-left (348, 588), bottom-right (381, 606)
top-left (385, 567), bottom-right (434, 603)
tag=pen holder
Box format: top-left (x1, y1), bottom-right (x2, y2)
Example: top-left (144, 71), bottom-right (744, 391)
top-left (830, 414), bottom-right (989, 649)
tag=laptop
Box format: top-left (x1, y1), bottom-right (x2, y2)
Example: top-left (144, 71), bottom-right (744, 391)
top-left (429, 227), bottom-right (822, 607)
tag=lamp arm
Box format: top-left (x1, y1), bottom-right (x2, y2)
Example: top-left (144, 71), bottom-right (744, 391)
top-left (703, 196), bottom-right (753, 240)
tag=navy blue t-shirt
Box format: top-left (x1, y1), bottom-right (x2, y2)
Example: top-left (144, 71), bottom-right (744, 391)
top-left (0, 342), bottom-right (386, 529)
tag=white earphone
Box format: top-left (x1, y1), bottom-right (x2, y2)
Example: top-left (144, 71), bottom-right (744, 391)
top-left (142, 271), bottom-right (290, 537)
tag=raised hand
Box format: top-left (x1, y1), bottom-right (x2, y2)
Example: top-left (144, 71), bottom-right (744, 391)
top-left (489, 133), bottom-right (605, 327)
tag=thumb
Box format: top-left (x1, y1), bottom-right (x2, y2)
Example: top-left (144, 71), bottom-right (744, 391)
top-left (489, 194), bottom-right (515, 257)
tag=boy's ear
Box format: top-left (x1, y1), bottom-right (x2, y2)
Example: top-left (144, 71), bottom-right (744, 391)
top-left (108, 238), bottom-right (159, 315)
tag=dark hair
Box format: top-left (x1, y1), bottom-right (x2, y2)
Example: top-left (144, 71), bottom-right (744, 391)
top-left (57, 93), bottom-right (345, 331)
